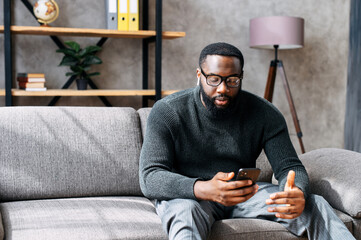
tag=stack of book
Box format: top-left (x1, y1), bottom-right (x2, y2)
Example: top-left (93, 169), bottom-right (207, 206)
top-left (17, 73), bottom-right (47, 91)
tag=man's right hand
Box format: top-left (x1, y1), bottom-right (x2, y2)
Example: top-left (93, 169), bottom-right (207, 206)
top-left (194, 172), bottom-right (259, 206)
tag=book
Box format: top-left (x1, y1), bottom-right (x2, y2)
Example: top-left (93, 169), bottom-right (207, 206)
top-left (23, 88), bottom-right (47, 91)
top-left (17, 77), bottom-right (46, 83)
top-left (18, 82), bottom-right (45, 88)
top-left (17, 73), bottom-right (45, 78)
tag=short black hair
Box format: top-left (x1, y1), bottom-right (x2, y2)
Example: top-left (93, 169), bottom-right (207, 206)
top-left (199, 42), bottom-right (244, 69)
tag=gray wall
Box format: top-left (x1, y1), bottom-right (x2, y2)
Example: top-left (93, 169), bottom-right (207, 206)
top-left (0, 0), bottom-right (350, 154)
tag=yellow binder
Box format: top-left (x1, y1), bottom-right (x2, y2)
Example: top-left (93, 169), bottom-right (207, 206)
top-left (129, 0), bottom-right (139, 31)
top-left (118, 0), bottom-right (128, 31)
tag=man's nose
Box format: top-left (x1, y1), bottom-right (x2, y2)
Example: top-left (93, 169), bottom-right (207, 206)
top-left (216, 80), bottom-right (229, 94)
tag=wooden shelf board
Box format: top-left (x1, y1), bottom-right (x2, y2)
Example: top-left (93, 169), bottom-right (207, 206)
top-left (0, 26), bottom-right (186, 39)
top-left (8, 89), bottom-right (179, 97)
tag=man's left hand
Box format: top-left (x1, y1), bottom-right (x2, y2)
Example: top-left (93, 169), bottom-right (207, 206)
top-left (266, 170), bottom-right (305, 219)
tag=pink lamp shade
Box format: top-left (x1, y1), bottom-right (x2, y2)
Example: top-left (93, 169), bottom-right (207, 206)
top-left (249, 16), bottom-right (304, 49)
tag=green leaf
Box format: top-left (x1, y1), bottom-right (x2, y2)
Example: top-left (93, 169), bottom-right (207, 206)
top-left (85, 45), bottom-right (102, 54)
top-left (87, 72), bottom-right (100, 77)
top-left (65, 72), bottom-right (79, 77)
top-left (78, 48), bottom-right (87, 58)
top-left (83, 55), bottom-right (102, 65)
top-left (70, 66), bottom-right (84, 73)
top-left (80, 45), bottom-right (102, 58)
top-left (59, 56), bottom-right (78, 66)
top-left (65, 41), bottom-right (80, 52)
top-left (56, 48), bottom-right (77, 57)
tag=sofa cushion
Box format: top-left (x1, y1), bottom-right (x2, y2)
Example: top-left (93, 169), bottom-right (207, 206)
top-left (0, 212), bottom-right (4, 240)
top-left (256, 150), bottom-right (273, 183)
top-left (0, 196), bottom-right (167, 240)
top-left (0, 107), bottom-right (143, 201)
top-left (137, 107), bottom-right (152, 140)
top-left (352, 218), bottom-right (361, 240)
top-left (299, 148), bottom-right (361, 218)
top-left (208, 209), bottom-right (353, 240)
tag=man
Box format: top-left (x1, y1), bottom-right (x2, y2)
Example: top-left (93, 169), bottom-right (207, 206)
top-left (139, 42), bottom-right (355, 240)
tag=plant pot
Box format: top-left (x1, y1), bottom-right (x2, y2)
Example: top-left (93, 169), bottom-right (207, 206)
top-left (76, 78), bottom-right (88, 90)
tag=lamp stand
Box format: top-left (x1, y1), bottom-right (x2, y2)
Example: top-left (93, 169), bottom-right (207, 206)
top-left (264, 45), bottom-right (306, 154)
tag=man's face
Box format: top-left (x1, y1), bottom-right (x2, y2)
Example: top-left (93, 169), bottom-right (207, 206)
top-left (197, 55), bottom-right (242, 111)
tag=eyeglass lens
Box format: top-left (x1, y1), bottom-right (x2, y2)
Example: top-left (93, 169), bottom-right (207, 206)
top-left (206, 75), bottom-right (241, 87)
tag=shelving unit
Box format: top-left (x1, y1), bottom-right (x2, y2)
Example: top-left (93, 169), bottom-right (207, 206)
top-left (0, 26), bottom-right (185, 39)
top-left (2, 0), bottom-right (185, 106)
top-left (0, 89), bottom-right (178, 97)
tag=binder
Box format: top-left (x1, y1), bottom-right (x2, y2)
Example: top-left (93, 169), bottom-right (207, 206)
top-left (118, 0), bottom-right (128, 31)
top-left (129, 0), bottom-right (139, 31)
top-left (106, 0), bottom-right (118, 29)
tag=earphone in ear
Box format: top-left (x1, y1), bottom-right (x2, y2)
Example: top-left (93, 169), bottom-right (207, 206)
top-left (197, 77), bottom-right (200, 86)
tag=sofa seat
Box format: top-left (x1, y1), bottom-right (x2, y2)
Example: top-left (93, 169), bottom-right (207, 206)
top-left (0, 197), bottom-right (167, 240)
top-left (0, 196), bottom-right (353, 240)
top-left (208, 209), bottom-right (353, 240)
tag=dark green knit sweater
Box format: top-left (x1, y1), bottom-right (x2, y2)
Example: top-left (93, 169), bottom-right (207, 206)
top-left (139, 86), bottom-right (309, 200)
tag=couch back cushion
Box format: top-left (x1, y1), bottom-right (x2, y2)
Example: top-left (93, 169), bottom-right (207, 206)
top-left (0, 107), bottom-right (143, 201)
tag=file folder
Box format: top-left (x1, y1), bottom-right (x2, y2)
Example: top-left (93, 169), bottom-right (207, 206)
top-left (129, 0), bottom-right (139, 31)
top-left (118, 0), bottom-right (128, 31)
top-left (106, 0), bottom-right (117, 29)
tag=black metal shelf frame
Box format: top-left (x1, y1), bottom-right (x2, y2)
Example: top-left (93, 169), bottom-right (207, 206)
top-left (3, 0), bottom-right (163, 107)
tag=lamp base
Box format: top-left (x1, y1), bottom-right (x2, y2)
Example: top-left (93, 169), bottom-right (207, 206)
top-left (264, 59), bottom-right (306, 154)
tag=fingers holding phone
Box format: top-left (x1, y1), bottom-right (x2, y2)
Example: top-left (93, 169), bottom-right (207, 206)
top-left (232, 168), bottom-right (261, 203)
top-left (194, 170), bottom-right (260, 206)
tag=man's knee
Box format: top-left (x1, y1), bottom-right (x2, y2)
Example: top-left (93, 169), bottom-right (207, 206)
top-left (157, 199), bottom-right (212, 239)
top-left (305, 194), bottom-right (334, 215)
top-left (168, 199), bottom-right (203, 215)
top-left (158, 199), bottom-right (210, 222)
top-left (307, 194), bottom-right (328, 207)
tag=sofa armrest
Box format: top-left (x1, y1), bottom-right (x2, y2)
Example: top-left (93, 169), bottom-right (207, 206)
top-left (0, 210), bottom-right (4, 239)
top-left (299, 148), bottom-right (361, 218)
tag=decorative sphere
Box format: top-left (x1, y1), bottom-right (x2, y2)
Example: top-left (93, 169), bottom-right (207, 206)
top-left (33, 0), bottom-right (59, 25)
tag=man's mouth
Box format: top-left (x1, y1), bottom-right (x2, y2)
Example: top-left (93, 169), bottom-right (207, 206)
top-left (214, 97), bottom-right (230, 107)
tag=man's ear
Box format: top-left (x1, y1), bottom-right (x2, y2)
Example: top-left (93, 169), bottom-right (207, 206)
top-left (196, 68), bottom-right (201, 85)
top-left (196, 68), bottom-right (201, 79)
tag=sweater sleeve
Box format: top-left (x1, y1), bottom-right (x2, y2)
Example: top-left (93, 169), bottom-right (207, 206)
top-left (139, 101), bottom-right (199, 200)
top-left (262, 104), bottom-right (310, 200)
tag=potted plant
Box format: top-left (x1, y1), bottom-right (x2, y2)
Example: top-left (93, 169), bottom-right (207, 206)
top-left (56, 41), bottom-right (102, 90)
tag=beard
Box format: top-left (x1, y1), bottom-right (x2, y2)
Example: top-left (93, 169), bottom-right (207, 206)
top-left (199, 83), bottom-right (241, 119)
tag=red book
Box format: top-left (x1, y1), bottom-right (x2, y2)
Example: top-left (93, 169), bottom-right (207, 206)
top-left (18, 82), bottom-right (45, 88)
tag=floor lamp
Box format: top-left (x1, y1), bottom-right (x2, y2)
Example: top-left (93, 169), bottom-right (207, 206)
top-left (250, 16), bottom-right (306, 153)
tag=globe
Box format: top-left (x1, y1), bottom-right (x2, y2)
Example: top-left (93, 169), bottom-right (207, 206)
top-left (33, 0), bottom-right (59, 25)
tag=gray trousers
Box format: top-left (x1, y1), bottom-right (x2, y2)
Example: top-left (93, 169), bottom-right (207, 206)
top-left (155, 182), bottom-right (355, 240)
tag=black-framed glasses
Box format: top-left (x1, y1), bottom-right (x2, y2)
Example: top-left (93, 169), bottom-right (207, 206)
top-left (200, 68), bottom-right (243, 88)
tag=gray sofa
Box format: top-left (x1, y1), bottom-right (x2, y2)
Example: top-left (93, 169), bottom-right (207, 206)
top-left (0, 107), bottom-right (360, 240)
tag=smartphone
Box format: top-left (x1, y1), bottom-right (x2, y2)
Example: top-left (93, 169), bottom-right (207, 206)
top-left (236, 168), bottom-right (261, 185)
